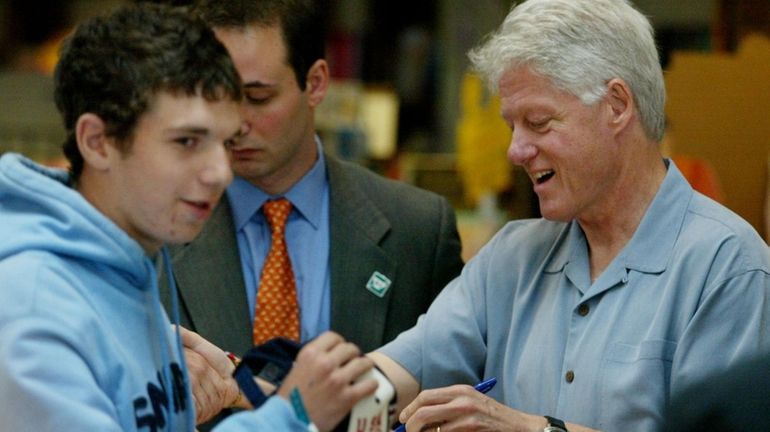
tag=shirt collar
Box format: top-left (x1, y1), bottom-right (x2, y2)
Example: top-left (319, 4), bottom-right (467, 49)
top-left (545, 159), bottom-right (692, 274)
top-left (618, 158), bottom-right (691, 273)
top-left (227, 138), bottom-right (327, 230)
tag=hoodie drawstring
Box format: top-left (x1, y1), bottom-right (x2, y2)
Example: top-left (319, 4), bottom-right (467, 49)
top-left (158, 246), bottom-right (194, 430)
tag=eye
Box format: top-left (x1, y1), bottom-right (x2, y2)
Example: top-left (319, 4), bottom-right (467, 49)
top-left (246, 96), bottom-right (267, 105)
top-left (174, 137), bottom-right (198, 148)
top-left (245, 92), bottom-right (272, 105)
top-left (528, 118), bottom-right (550, 131)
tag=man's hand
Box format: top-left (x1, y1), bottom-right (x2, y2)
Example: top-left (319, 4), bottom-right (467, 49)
top-left (399, 385), bottom-right (600, 432)
top-left (178, 326), bottom-right (243, 424)
top-left (276, 332), bottom-right (378, 432)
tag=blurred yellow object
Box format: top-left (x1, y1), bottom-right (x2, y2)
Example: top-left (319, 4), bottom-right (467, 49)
top-left (456, 73), bottom-right (512, 206)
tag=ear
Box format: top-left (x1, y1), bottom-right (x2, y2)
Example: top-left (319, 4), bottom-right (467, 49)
top-left (305, 59), bottom-right (330, 107)
top-left (75, 113), bottom-right (112, 171)
top-left (604, 78), bottom-right (634, 134)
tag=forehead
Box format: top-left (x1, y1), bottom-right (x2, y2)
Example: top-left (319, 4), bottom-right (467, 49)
top-left (138, 91), bottom-right (241, 132)
top-left (214, 24), bottom-right (288, 82)
top-left (498, 66), bottom-right (580, 116)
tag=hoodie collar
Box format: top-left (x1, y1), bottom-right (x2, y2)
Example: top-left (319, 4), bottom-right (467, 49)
top-left (0, 153), bottom-right (152, 288)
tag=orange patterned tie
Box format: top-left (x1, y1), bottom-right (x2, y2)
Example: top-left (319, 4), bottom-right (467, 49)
top-left (253, 198), bottom-right (300, 344)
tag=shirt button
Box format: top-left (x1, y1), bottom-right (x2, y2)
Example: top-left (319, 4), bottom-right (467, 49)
top-left (565, 370), bottom-right (575, 383)
top-left (578, 304), bottom-right (590, 316)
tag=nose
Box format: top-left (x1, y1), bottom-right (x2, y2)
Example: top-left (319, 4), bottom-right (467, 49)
top-left (200, 145), bottom-right (233, 188)
top-left (507, 130), bottom-right (537, 166)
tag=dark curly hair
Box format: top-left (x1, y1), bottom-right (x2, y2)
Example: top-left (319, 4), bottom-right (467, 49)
top-left (54, 3), bottom-right (243, 182)
top-left (192, 0), bottom-right (325, 91)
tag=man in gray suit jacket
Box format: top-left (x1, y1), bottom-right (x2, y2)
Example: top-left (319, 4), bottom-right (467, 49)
top-left (170, 153), bottom-right (463, 355)
top-left (162, 0), bottom-right (464, 427)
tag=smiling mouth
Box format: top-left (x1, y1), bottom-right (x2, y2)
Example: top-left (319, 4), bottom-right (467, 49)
top-left (184, 200), bottom-right (213, 213)
top-left (534, 170), bottom-right (555, 184)
top-left (190, 201), bottom-right (210, 209)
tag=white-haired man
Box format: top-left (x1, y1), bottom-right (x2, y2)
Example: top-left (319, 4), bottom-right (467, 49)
top-left (370, 1), bottom-right (770, 431)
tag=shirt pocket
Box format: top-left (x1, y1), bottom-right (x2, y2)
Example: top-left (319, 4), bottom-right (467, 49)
top-left (599, 339), bottom-right (677, 431)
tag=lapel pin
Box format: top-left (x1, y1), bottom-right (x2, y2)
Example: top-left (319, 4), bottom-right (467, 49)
top-left (366, 271), bottom-right (391, 298)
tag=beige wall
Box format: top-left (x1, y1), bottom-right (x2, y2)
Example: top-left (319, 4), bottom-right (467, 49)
top-left (665, 34), bottom-right (770, 239)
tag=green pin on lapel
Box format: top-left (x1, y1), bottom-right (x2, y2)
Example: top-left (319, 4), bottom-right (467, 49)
top-left (365, 271), bottom-right (391, 298)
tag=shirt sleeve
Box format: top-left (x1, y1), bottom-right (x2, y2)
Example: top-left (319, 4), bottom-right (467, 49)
top-left (378, 231), bottom-right (502, 389)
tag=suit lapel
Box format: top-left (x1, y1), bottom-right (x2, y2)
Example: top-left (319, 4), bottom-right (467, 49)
top-left (172, 198), bottom-right (253, 354)
top-left (327, 155), bottom-right (395, 351)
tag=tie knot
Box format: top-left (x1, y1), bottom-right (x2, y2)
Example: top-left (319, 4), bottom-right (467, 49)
top-left (263, 198), bottom-right (292, 230)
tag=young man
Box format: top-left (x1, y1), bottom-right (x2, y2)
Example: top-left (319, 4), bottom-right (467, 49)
top-left (0, 4), bottom-right (374, 431)
top-left (370, 0), bottom-right (770, 431)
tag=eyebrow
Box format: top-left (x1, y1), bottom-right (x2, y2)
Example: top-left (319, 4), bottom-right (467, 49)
top-left (165, 126), bottom-right (243, 140)
top-left (166, 126), bottom-right (210, 135)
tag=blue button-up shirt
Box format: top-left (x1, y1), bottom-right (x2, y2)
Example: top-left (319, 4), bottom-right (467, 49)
top-left (380, 160), bottom-right (770, 431)
top-left (227, 144), bottom-right (331, 342)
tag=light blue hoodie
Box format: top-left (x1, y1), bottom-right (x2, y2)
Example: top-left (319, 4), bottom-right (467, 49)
top-left (0, 153), bottom-right (308, 431)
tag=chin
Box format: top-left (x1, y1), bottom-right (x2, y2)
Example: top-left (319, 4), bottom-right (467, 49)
top-left (164, 229), bottom-right (203, 247)
top-left (539, 206), bottom-right (573, 223)
top-left (233, 162), bottom-right (269, 180)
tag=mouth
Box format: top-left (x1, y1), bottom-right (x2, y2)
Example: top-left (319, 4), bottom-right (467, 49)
top-left (182, 199), bottom-right (214, 219)
top-left (533, 169), bottom-right (555, 185)
top-left (229, 147), bottom-right (264, 161)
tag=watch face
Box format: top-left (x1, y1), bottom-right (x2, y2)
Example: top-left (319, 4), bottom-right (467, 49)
top-left (543, 427), bottom-right (567, 432)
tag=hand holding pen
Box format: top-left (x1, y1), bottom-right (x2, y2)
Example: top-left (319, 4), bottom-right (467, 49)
top-left (393, 377), bottom-right (497, 432)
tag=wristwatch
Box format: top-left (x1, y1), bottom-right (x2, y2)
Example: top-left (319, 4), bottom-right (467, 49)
top-left (543, 416), bottom-right (568, 432)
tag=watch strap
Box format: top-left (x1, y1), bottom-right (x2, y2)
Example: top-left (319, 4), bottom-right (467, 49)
top-left (232, 337), bottom-right (302, 409)
top-left (544, 415), bottom-right (568, 432)
top-left (233, 362), bottom-right (270, 408)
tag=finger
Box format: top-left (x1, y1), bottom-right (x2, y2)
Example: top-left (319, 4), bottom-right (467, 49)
top-left (327, 358), bottom-right (378, 407)
top-left (185, 349), bottom-right (228, 419)
top-left (346, 371), bottom-right (378, 401)
top-left (200, 347), bottom-right (234, 378)
top-left (179, 327), bottom-right (234, 377)
top-left (403, 403), bottom-right (453, 432)
top-left (192, 368), bottom-right (223, 422)
top-left (178, 325), bottom-right (204, 349)
top-left (190, 362), bottom-right (218, 402)
top-left (337, 354), bottom-right (374, 382)
top-left (405, 387), bottom-right (496, 432)
top-left (399, 386), bottom-right (466, 424)
top-left (325, 340), bottom-right (362, 366)
top-left (305, 331), bottom-right (345, 353)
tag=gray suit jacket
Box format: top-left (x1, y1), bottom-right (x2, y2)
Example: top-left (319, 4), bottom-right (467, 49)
top-left (161, 153), bottom-right (464, 356)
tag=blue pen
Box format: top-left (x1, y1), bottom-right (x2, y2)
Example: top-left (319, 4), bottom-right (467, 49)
top-left (393, 377), bottom-right (497, 432)
top-left (472, 377), bottom-right (497, 394)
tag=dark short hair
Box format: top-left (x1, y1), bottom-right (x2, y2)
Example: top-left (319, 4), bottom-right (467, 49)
top-left (193, 0), bottom-right (325, 90)
top-left (54, 3), bottom-right (243, 181)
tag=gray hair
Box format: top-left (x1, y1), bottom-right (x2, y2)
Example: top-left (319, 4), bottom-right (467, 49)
top-left (468, 0), bottom-right (665, 141)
